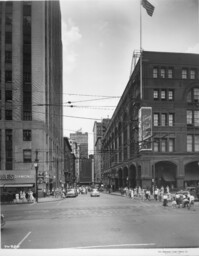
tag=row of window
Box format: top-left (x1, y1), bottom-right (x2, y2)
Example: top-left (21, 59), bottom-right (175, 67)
top-left (106, 135), bottom-right (199, 154)
top-left (153, 67), bottom-right (197, 80)
top-left (153, 88), bottom-right (199, 102)
top-left (153, 113), bottom-right (174, 127)
top-left (154, 111), bottom-right (199, 127)
top-left (153, 89), bottom-right (174, 101)
top-left (153, 138), bottom-right (175, 152)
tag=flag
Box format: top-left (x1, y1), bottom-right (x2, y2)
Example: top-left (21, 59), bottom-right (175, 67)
top-left (141, 0), bottom-right (155, 17)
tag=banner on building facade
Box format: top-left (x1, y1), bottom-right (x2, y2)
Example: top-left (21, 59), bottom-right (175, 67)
top-left (138, 107), bottom-right (152, 151)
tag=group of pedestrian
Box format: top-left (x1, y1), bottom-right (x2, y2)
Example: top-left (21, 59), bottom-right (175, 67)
top-left (14, 189), bottom-right (35, 203)
top-left (172, 192), bottom-right (195, 210)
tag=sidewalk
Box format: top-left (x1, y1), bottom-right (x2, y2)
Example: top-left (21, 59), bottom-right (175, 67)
top-left (1, 196), bottom-right (64, 205)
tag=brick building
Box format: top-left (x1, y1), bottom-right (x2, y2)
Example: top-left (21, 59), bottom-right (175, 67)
top-left (102, 51), bottom-right (199, 190)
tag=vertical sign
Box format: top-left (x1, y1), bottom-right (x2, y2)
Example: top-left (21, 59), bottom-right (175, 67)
top-left (138, 107), bottom-right (152, 151)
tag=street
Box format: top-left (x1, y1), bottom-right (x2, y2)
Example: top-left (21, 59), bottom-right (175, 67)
top-left (1, 192), bottom-right (199, 250)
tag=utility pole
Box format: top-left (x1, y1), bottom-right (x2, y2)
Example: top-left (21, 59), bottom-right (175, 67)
top-left (34, 150), bottom-right (39, 203)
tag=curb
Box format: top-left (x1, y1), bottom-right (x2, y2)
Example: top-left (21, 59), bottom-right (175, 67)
top-left (1, 197), bottom-right (64, 205)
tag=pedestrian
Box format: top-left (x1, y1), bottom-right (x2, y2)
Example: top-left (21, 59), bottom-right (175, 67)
top-left (154, 188), bottom-right (158, 201)
top-left (188, 194), bottom-right (195, 210)
top-left (130, 188), bottom-right (134, 199)
top-left (182, 195), bottom-right (189, 208)
top-left (171, 199), bottom-right (177, 208)
top-left (145, 189), bottom-right (150, 200)
top-left (138, 186), bottom-right (142, 198)
top-left (175, 193), bottom-right (181, 208)
top-left (163, 193), bottom-right (168, 206)
top-left (141, 189), bottom-right (145, 200)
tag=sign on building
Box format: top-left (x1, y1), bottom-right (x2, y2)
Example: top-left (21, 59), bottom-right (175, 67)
top-left (138, 107), bottom-right (152, 151)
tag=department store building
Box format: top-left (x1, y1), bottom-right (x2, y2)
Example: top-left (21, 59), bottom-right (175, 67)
top-left (102, 51), bottom-right (199, 190)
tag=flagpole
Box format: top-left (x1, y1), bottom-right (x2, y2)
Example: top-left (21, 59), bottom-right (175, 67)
top-left (140, 0), bottom-right (143, 100)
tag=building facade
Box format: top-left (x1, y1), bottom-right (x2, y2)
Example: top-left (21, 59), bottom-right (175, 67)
top-left (102, 51), bottom-right (199, 190)
top-left (0, 1), bottom-right (63, 198)
top-left (93, 119), bottom-right (110, 184)
top-left (70, 131), bottom-right (88, 159)
top-left (63, 137), bottom-right (75, 189)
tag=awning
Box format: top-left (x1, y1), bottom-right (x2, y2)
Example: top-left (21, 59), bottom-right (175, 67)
top-left (184, 171), bottom-right (199, 181)
top-left (2, 184), bottom-right (34, 188)
top-left (162, 172), bottom-right (175, 182)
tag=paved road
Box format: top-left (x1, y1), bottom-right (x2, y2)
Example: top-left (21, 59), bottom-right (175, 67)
top-left (1, 192), bottom-right (199, 250)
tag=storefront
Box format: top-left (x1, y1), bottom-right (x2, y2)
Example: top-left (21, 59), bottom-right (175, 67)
top-left (0, 171), bottom-right (35, 202)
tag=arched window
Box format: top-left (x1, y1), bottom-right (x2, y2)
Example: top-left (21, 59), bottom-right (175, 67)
top-left (187, 88), bottom-right (199, 103)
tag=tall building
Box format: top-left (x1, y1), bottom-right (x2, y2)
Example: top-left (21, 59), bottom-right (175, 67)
top-left (0, 1), bottom-right (63, 197)
top-left (70, 131), bottom-right (88, 159)
top-left (102, 51), bottom-right (199, 190)
top-left (93, 119), bottom-right (110, 184)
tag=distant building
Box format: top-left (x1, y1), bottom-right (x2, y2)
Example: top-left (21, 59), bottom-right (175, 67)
top-left (70, 131), bottom-right (88, 159)
top-left (63, 137), bottom-right (75, 188)
top-left (102, 51), bottom-right (199, 190)
top-left (0, 1), bottom-right (63, 197)
top-left (93, 119), bottom-right (110, 184)
top-left (69, 131), bottom-right (89, 184)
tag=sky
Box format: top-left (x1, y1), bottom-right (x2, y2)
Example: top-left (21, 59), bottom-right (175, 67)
top-left (60, 0), bottom-right (199, 154)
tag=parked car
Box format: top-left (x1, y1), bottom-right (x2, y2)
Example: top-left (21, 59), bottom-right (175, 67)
top-left (186, 186), bottom-right (199, 199)
top-left (65, 188), bottom-right (78, 198)
top-left (90, 188), bottom-right (100, 197)
top-left (1, 214), bottom-right (6, 229)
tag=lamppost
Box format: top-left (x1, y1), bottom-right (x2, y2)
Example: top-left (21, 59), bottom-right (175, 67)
top-left (34, 161), bottom-right (39, 203)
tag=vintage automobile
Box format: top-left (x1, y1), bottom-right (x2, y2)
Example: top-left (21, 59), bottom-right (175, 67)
top-left (1, 214), bottom-right (6, 229)
top-left (65, 188), bottom-right (78, 198)
top-left (90, 188), bottom-right (100, 197)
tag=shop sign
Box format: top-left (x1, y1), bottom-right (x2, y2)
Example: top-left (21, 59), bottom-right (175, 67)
top-left (0, 174), bottom-right (15, 180)
top-left (138, 107), bottom-right (152, 151)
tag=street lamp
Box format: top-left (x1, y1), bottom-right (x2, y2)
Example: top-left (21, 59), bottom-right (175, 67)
top-left (34, 162), bottom-right (39, 203)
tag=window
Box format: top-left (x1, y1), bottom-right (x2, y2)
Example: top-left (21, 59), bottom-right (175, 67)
top-left (168, 139), bottom-right (174, 152)
top-left (153, 67), bottom-right (158, 78)
top-left (187, 135), bottom-right (193, 152)
top-left (168, 68), bottom-right (173, 79)
top-left (153, 89), bottom-right (159, 100)
top-left (23, 72), bottom-right (31, 83)
top-left (154, 113), bottom-right (159, 126)
top-left (168, 113), bottom-right (174, 126)
top-left (193, 88), bottom-right (199, 102)
top-left (190, 69), bottom-right (196, 80)
top-left (168, 90), bottom-right (174, 101)
top-left (23, 130), bottom-right (31, 141)
top-left (23, 149), bottom-right (31, 163)
top-left (160, 68), bottom-right (166, 78)
top-left (5, 129), bottom-right (12, 170)
top-left (5, 90), bottom-right (12, 102)
top-left (194, 111), bottom-right (199, 127)
top-left (5, 70), bottom-right (12, 82)
top-left (5, 110), bottom-right (12, 120)
top-left (187, 110), bottom-right (193, 125)
top-left (5, 14), bottom-right (12, 25)
top-left (153, 139), bottom-right (160, 152)
top-left (182, 69), bottom-right (188, 79)
top-left (187, 88), bottom-right (199, 103)
top-left (195, 136), bottom-right (199, 152)
top-left (161, 113), bottom-right (167, 126)
top-left (5, 51), bottom-right (12, 63)
top-left (5, 32), bottom-right (12, 44)
top-left (161, 90), bottom-right (166, 100)
top-left (161, 139), bottom-right (167, 152)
